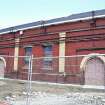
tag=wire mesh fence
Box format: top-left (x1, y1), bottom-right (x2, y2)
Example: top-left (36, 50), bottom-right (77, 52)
top-left (0, 54), bottom-right (105, 105)
top-left (0, 55), bottom-right (31, 105)
top-left (0, 54), bottom-right (105, 86)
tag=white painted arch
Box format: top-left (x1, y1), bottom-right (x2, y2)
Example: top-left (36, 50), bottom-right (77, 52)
top-left (80, 53), bottom-right (105, 71)
top-left (0, 57), bottom-right (6, 78)
top-left (0, 57), bottom-right (6, 68)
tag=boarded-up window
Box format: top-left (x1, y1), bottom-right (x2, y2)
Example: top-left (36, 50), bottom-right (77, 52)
top-left (43, 45), bottom-right (52, 70)
top-left (24, 47), bottom-right (32, 64)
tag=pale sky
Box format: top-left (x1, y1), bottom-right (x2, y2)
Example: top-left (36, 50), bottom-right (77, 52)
top-left (0, 0), bottom-right (105, 29)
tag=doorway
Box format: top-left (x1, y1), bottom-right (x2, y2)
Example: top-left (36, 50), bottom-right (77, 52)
top-left (85, 57), bottom-right (105, 86)
top-left (0, 59), bottom-right (5, 79)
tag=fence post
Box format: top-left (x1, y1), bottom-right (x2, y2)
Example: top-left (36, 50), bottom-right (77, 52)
top-left (26, 55), bottom-right (33, 105)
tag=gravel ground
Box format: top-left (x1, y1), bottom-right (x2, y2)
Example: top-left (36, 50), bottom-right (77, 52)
top-left (11, 92), bottom-right (105, 105)
top-left (0, 79), bottom-right (105, 105)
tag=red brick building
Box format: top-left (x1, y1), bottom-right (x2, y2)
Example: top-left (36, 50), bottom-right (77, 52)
top-left (0, 9), bottom-right (105, 87)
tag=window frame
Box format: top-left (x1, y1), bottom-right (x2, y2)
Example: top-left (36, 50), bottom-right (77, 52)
top-left (24, 46), bottom-right (32, 65)
top-left (42, 44), bottom-right (53, 70)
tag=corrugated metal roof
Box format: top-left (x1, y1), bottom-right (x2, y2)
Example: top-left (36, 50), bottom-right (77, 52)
top-left (0, 9), bottom-right (105, 34)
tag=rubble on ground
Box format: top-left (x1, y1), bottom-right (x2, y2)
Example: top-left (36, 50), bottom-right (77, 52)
top-left (6, 92), bottom-right (105, 105)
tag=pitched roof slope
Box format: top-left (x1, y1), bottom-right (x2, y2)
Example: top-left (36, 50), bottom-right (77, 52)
top-left (0, 9), bottom-right (105, 34)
